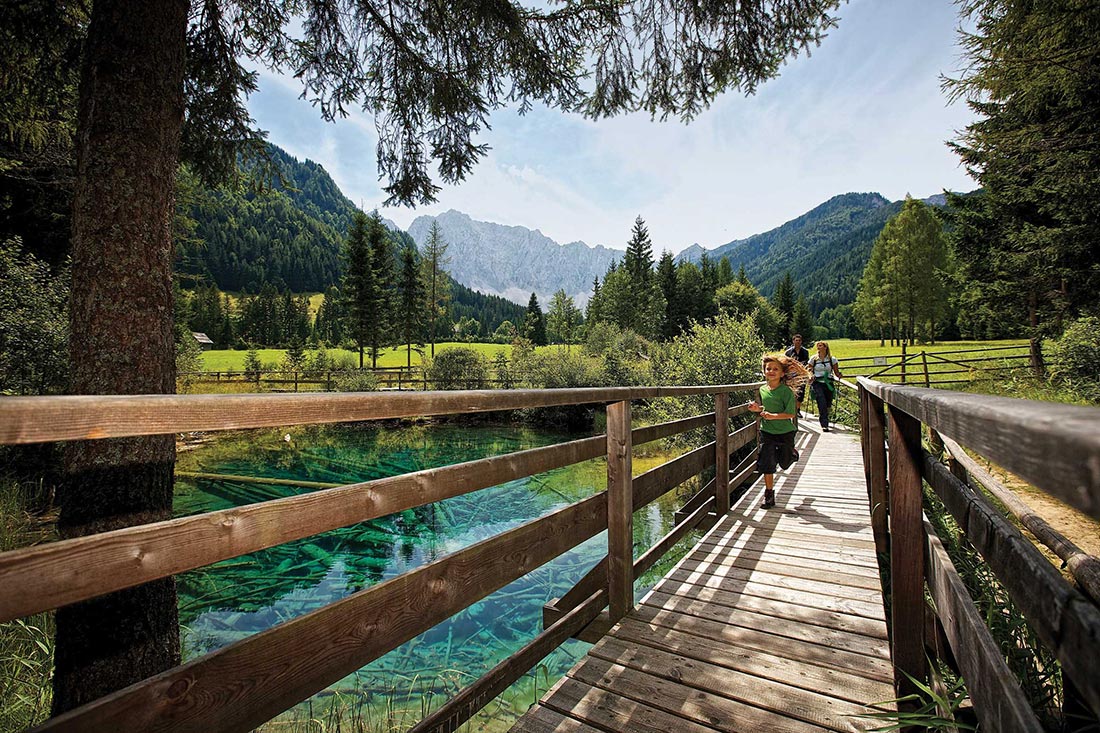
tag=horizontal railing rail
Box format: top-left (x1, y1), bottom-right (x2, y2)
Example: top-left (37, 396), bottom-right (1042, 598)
top-left (0, 383), bottom-right (761, 732)
top-left (854, 377), bottom-right (1100, 729)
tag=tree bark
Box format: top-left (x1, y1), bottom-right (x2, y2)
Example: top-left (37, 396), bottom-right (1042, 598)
top-left (54, 0), bottom-right (188, 713)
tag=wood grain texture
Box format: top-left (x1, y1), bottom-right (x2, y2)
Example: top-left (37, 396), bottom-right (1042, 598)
top-left (923, 519), bottom-right (1043, 733)
top-left (887, 405), bottom-right (927, 696)
top-left (923, 457), bottom-right (1100, 716)
top-left (0, 434), bottom-right (605, 622)
top-left (715, 393), bottom-right (730, 514)
top-left (940, 434), bottom-right (1100, 604)
top-left (606, 400), bottom-right (633, 622)
top-left (0, 385), bottom-right (761, 445)
top-left (35, 495), bottom-right (608, 733)
top-left (859, 377), bottom-right (1100, 519)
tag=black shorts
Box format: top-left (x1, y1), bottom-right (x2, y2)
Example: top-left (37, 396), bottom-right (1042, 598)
top-left (757, 431), bottom-right (797, 474)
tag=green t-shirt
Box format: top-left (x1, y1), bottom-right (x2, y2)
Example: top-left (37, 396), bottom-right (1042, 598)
top-left (759, 383), bottom-right (796, 435)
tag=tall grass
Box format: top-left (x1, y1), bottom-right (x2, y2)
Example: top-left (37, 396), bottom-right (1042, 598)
top-left (0, 478), bottom-right (55, 729)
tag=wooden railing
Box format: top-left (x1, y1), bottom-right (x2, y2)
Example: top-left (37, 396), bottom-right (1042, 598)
top-left (852, 377), bottom-right (1100, 730)
top-left (0, 384), bottom-right (761, 732)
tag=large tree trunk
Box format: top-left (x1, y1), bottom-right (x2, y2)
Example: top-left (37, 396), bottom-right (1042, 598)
top-left (54, 0), bottom-right (189, 714)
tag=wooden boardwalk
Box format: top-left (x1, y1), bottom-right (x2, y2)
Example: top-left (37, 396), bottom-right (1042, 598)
top-left (512, 423), bottom-right (896, 733)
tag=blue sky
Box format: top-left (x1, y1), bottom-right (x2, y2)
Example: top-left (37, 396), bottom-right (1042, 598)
top-left (248, 0), bottom-right (977, 254)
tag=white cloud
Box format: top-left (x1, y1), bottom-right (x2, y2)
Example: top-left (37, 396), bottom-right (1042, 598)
top-left (247, 0), bottom-right (978, 254)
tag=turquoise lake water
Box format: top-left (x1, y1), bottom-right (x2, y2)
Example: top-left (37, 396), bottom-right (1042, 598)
top-left (173, 422), bottom-right (704, 731)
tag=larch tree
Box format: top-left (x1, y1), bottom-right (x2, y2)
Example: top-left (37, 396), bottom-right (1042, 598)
top-left (46, 0), bottom-right (843, 713)
top-left (421, 221), bottom-right (450, 357)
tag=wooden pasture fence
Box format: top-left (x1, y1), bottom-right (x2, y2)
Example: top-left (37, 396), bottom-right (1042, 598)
top-left (852, 377), bottom-right (1100, 730)
top-left (840, 342), bottom-right (1040, 387)
top-left (0, 384), bottom-right (761, 732)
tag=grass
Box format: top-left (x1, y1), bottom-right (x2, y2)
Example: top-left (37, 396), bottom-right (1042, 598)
top-left (0, 478), bottom-right (55, 730)
top-left (199, 342), bottom-right (513, 372)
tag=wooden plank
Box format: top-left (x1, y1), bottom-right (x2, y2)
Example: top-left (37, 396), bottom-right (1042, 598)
top-left (540, 677), bottom-right (721, 733)
top-left (862, 391), bottom-right (888, 550)
top-left (610, 619), bottom-right (893, 707)
top-left (570, 655), bottom-right (834, 733)
top-left (887, 404), bottom-right (927, 696)
top-left (858, 376), bottom-right (1100, 519)
top-left (0, 434), bottom-right (605, 623)
top-left (410, 590), bottom-right (607, 733)
top-left (620, 607), bottom-right (893, 682)
top-left (656, 568), bottom-right (886, 621)
top-left (643, 586), bottom-right (887, 639)
top-left (715, 393), bottom-right (730, 514)
top-left (923, 520), bottom-right (1044, 733)
top-left (674, 553), bottom-right (881, 591)
top-left (923, 457), bottom-right (1100, 716)
top-left (668, 556), bottom-right (883, 604)
top-left (607, 400), bottom-right (633, 622)
top-left (694, 536), bottom-right (879, 570)
top-left (34, 494), bottom-right (608, 733)
top-left (586, 638), bottom-right (886, 732)
top-left (637, 592), bottom-right (889, 655)
top-left (940, 434), bottom-right (1100, 604)
top-left (0, 385), bottom-right (762, 445)
top-left (510, 706), bottom-right (605, 733)
top-left (633, 412), bottom-right (714, 446)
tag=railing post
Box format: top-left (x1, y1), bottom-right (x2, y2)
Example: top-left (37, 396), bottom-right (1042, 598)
top-left (715, 392), bottom-right (729, 515)
top-left (921, 351), bottom-right (929, 388)
top-left (888, 404), bottom-right (927, 699)
top-left (901, 343), bottom-right (907, 384)
top-left (606, 399), bottom-right (633, 623)
top-left (858, 385), bottom-right (872, 497)
top-left (1029, 337), bottom-right (1045, 377)
top-left (867, 390), bottom-right (889, 555)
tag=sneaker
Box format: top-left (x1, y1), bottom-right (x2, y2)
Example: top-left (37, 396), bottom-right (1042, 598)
top-left (823, 426), bottom-right (830, 432)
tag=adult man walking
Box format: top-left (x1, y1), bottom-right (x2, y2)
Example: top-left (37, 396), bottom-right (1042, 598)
top-left (785, 333), bottom-right (810, 422)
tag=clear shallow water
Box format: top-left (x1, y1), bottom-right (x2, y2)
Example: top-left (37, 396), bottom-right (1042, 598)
top-left (174, 422), bottom-right (703, 730)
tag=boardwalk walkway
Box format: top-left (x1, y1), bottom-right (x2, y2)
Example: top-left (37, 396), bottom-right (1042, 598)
top-left (512, 423), bottom-right (895, 733)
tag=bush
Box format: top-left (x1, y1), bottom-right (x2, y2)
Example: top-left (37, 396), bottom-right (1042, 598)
top-left (425, 347), bottom-right (489, 389)
top-left (0, 238), bottom-right (69, 395)
top-left (1046, 316), bottom-right (1100, 402)
top-left (332, 370), bottom-right (379, 392)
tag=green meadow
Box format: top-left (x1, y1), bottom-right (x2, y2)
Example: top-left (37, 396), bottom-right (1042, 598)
top-left (198, 342), bottom-right (513, 371)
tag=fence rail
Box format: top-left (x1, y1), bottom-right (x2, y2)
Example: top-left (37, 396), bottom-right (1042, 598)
top-left (0, 383), bottom-right (761, 732)
top-left (852, 377), bottom-right (1100, 730)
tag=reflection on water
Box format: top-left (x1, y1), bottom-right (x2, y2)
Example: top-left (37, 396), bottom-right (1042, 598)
top-left (174, 422), bottom-right (702, 731)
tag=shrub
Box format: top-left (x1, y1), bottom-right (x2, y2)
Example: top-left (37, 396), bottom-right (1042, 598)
top-left (332, 370), bottom-right (379, 392)
top-left (425, 347), bottom-right (489, 389)
top-left (0, 238), bottom-right (69, 395)
top-left (1046, 316), bottom-right (1100, 402)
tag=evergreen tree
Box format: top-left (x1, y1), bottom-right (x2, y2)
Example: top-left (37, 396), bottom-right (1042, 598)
top-left (945, 0), bottom-right (1100, 336)
top-left (586, 277), bottom-right (604, 328)
top-left (314, 286), bottom-right (346, 345)
top-left (657, 250), bottom-right (679, 339)
top-left (716, 256), bottom-right (734, 287)
top-left (365, 212), bottom-right (395, 368)
top-left (791, 295), bottom-right (815, 344)
top-left (771, 271), bottom-right (796, 341)
top-left (524, 292), bottom-right (548, 346)
top-left (342, 211), bottom-right (372, 367)
top-left (397, 242), bottom-right (425, 367)
top-left (421, 221), bottom-right (450, 356)
top-left (737, 264), bottom-right (750, 285)
top-left (623, 216), bottom-right (655, 287)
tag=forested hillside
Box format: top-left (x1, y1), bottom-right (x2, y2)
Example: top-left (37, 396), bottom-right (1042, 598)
top-left (680, 193), bottom-right (903, 314)
top-left (176, 144), bottom-right (525, 334)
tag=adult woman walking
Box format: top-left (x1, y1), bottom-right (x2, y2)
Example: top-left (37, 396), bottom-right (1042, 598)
top-left (808, 341), bottom-right (843, 432)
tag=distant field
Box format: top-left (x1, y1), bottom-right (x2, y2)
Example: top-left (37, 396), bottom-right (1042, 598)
top-left (820, 339), bottom-right (1030, 362)
top-left (198, 342), bottom-right (513, 371)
